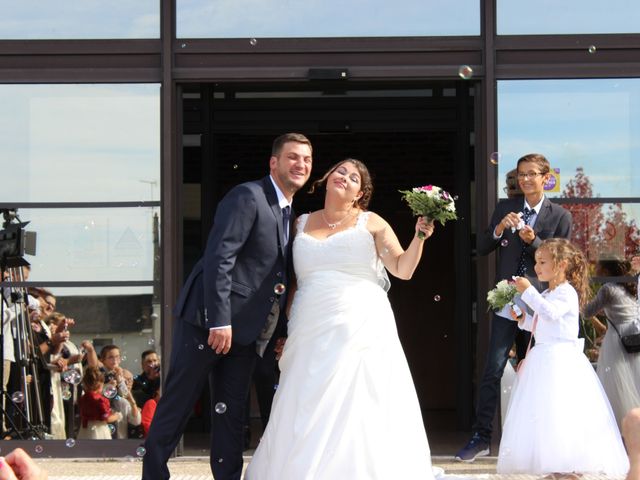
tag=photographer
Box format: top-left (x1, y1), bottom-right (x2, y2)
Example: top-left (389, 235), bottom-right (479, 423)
top-left (132, 350), bottom-right (160, 409)
top-left (111, 369), bottom-right (141, 439)
top-left (97, 344), bottom-right (133, 439)
top-left (45, 313), bottom-right (87, 439)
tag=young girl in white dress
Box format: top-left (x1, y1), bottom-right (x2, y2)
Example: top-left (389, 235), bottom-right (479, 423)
top-left (497, 238), bottom-right (628, 476)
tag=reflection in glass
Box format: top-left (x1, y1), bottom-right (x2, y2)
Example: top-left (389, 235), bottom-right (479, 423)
top-left (561, 201), bottom-right (640, 262)
top-left (497, 0), bottom-right (640, 35)
top-left (10, 208), bottom-right (160, 288)
top-left (1, 286), bottom-right (161, 441)
top-left (1, 1), bottom-right (159, 39)
top-left (177, 0), bottom-right (479, 38)
top-left (582, 246), bottom-right (640, 401)
top-left (497, 79), bottom-right (640, 200)
top-left (496, 78), bottom-right (640, 293)
top-left (0, 84), bottom-right (160, 203)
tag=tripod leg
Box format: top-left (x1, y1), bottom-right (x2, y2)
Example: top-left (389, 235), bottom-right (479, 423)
top-left (1, 390), bottom-right (29, 440)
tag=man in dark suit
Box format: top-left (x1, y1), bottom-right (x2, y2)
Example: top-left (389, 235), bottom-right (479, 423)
top-left (456, 153), bottom-right (572, 462)
top-left (142, 133), bottom-right (313, 480)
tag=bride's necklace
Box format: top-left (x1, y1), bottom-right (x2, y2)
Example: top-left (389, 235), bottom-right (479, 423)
top-left (321, 209), bottom-right (352, 229)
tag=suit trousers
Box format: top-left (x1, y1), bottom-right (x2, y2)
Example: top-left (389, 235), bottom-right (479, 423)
top-left (252, 338), bottom-right (278, 429)
top-left (472, 313), bottom-right (531, 441)
top-left (142, 319), bottom-right (257, 480)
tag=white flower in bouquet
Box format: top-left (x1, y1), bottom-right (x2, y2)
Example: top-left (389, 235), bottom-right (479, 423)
top-left (486, 279), bottom-right (520, 313)
top-left (399, 185), bottom-right (457, 238)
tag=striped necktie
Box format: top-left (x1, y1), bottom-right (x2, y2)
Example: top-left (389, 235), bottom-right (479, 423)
top-left (516, 208), bottom-right (534, 276)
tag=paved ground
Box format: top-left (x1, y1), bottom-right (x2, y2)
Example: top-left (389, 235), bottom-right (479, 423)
top-left (32, 455), bottom-right (495, 478)
top-left (32, 455), bottom-right (626, 480)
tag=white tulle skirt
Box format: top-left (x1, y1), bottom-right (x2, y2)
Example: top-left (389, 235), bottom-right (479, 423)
top-left (596, 327), bottom-right (640, 429)
top-left (497, 341), bottom-right (629, 475)
top-left (245, 271), bottom-right (434, 480)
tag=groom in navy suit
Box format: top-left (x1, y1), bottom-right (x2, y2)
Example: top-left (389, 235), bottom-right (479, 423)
top-left (143, 133), bottom-right (313, 480)
top-left (456, 153), bottom-right (572, 462)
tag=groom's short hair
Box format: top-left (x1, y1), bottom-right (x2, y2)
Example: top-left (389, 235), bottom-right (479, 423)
top-left (272, 133), bottom-right (312, 156)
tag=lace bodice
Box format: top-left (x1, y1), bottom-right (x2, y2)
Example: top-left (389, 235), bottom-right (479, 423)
top-left (293, 212), bottom-right (388, 290)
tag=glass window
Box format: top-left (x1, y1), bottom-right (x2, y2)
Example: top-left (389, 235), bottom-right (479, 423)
top-left (498, 0), bottom-right (640, 35)
top-left (177, 0), bottom-right (480, 38)
top-left (7, 207), bottom-right (159, 289)
top-left (497, 78), bottom-right (640, 258)
top-left (0, 84), bottom-right (160, 203)
top-left (497, 78), bottom-right (640, 372)
top-left (1, 285), bottom-right (161, 440)
top-left (1, 0), bottom-right (159, 39)
top-left (0, 82), bottom-right (162, 444)
top-left (497, 79), bottom-right (640, 200)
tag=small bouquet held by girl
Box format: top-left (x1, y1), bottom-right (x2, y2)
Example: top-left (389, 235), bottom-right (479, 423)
top-left (486, 279), bottom-right (523, 318)
top-left (399, 185), bottom-right (457, 238)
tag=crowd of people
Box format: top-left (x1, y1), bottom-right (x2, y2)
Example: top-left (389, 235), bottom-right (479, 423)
top-left (0, 279), bottom-right (162, 442)
top-left (2, 133), bottom-right (639, 480)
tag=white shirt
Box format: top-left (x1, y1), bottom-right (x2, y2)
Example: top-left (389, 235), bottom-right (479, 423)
top-left (269, 175), bottom-right (292, 212)
top-left (493, 196), bottom-right (544, 240)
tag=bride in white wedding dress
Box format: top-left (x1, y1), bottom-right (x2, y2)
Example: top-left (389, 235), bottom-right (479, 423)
top-left (246, 159), bottom-right (437, 480)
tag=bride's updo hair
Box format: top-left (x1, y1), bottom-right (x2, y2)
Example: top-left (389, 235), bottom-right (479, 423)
top-left (308, 158), bottom-right (374, 210)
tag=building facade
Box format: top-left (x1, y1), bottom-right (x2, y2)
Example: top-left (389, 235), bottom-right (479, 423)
top-left (1, 0), bottom-right (639, 456)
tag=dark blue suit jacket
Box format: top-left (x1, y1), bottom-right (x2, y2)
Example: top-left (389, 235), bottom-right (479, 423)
top-left (477, 196), bottom-right (572, 283)
top-left (173, 176), bottom-right (291, 345)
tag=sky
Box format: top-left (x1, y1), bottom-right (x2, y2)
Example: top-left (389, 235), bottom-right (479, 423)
top-left (497, 79), bottom-right (640, 200)
top-left (497, 78), bottom-right (640, 254)
top-left (1, 1), bottom-right (638, 39)
top-left (0, 84), bottom-right (160, 293)
top-left (2, 1), bottom-right (638, 39)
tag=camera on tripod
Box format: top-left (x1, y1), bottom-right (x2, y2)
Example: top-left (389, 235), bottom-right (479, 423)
top-left (0, 209), bottom-right (36, 267)
top-left (0, 208), bottom-right (46, 439)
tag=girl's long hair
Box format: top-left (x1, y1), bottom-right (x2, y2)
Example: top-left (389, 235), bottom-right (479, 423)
top-left (539, 238), bottom-right (591, 309)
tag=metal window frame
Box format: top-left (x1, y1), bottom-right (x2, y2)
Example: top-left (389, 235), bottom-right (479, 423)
top-left (2, 0), bottom-right (640, 455)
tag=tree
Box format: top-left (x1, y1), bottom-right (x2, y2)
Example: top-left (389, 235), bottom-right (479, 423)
top-left (560, 167), bottom-right (605, 261)
top-left (561, 167), bottom-right (640, 260)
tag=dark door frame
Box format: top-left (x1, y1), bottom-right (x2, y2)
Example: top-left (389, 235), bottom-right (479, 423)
top-left (176, 80), bottom-right (477, 430)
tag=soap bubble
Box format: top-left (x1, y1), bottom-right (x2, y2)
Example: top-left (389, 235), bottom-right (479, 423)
top-left (458, 65), bottom-right (473, 80)
top-left (11, 391), bottom-right (24, 403)
top-left (102, 384), bottom-right (118, 399)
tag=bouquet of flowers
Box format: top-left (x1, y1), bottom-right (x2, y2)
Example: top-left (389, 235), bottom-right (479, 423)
top-left (399, 185), bottom-right (457, 238)
top-left (486, 279), bottom-right (522, 317)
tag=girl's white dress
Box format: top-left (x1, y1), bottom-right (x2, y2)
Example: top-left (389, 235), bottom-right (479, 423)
top-left (497, 283), bottom-right (629, 475)
top-left (245, 212), bottom-right (434, 480)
